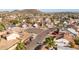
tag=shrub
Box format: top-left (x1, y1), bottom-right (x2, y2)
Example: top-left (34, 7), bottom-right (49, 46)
top-left (0, 23), bottom-right (5, 31)
top-left (69, 42), bottom-right (74, 48)
top-left (44, 36), bottom-right (56, 49)
top-left (10, 20), bottom-right (20, 25)
top-left (16, 41), bottom-right (26, 50)
top-left (74, 37), bottom-right (79, 45)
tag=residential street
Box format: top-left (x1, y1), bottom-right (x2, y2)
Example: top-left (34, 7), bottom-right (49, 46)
top-left (26, 28), bottom-right (55, 50)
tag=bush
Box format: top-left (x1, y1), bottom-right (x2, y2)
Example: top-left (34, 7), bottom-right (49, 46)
top-left (69, 42), bottom-right (74, 48)
top-left (44, 36), bottom-right (56, 49)
top-left (16, 41), bottom-right (26, 50)
top-left (10, 20), bottom-right (20, 25)
top-left (0, 23), bottom-right (5, 31)
top-left (74, 37), bottom-right (79, 45)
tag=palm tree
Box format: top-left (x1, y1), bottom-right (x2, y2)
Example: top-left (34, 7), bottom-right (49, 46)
top-left (16, 40), bottom-right (26, 50)
top-left (44, 36), bottom-right (56, 49)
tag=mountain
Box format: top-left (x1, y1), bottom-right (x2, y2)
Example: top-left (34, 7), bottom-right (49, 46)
top-left (11, 9), bottom-right (43, 14)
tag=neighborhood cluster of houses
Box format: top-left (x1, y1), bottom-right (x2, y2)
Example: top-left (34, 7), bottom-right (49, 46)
top-left (0, 10), bottom-right (79, 50)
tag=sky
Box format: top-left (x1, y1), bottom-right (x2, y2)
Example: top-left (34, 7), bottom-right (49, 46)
top-left (0, 9), bottom-right (79, 12)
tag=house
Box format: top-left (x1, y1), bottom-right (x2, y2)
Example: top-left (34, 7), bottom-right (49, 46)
top-left (0, 31), bottom-right (7, 36)
top-left (45, 18), bottom-right (51, 23)
top-left (67, 28), bottom-right (78, 35)
top-left (6, 33), bottom-right (20, 40)
top-left (0, 18), bottom-right (2, 22)
top-left (64, 21), bottom-right (68, 25)
top-left (33, 23), bottom-right (39, 28)
top-left (46, 23), bottom-right (53, 28)
top-left (54, 20), bottom-right (60, 25)
top-left (63, 32), bottom-right (79, 49)
top-left (69, 18), bottom-right (76, 25)
top-left (22, 23), bottom-right (28, 29)
top-left (0, 31), bottom-right (30, 50)
top-left (9, 27), bottom-right (23, 33)
top-left (54, 38), bottom-right (77, 50)
top-left (55, 38), bottom-right (69, 47)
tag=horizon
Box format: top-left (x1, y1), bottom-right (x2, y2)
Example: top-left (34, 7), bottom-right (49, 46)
top-left (0, 9), bottom-right (79, 12)
top-left (40, 9), bottom-right (79, 12)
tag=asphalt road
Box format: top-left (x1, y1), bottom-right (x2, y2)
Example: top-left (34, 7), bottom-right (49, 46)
top-left (26, 28), bottom-right (55, 50)
top-left (26, 28), bottom-right (43, 34)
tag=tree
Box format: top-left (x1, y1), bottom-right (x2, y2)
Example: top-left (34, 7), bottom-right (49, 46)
top-left (44, 36), bottom-right (56, 49)
top-left (0, 23), bottom-right (5, 31)
top-left (16, 40), bottom-right (26, 50)
top-left (69, 42), bottom-right (74, 48)
top-left (74, 37), bottom-right (79, 45)
top-left (10, 20), bottom-right (20, 25)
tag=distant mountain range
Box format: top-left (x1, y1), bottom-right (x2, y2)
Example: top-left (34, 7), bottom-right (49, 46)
top-left (11, 9), bottom-right (43, 14)
top-left (0, 9), bottom-right (79, 14)
top-left (10, 9), bottom-right (79, 14)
